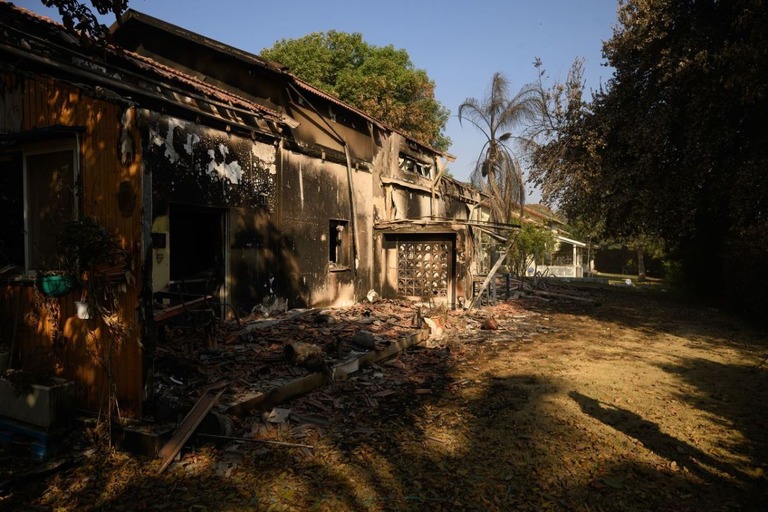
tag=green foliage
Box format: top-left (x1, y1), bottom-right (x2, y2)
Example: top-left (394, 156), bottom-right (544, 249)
top-left (528, 58), bottom-right (601, 228)
top-left (458, 73), bottom-right (544, 223)
top-left (54, 217), bottom-right (122, 276)
top-left (530, 0), bottom-right (768, 317)
top-left (507, 223), bottom-right (556, 278)
top-left (261, 31), bottom-right (451, 151)
top-left (40, 0), bottom-right (127, 39)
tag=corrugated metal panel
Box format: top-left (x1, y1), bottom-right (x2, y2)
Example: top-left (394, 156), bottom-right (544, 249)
top-left (1, 76), bottom-right (145, 418)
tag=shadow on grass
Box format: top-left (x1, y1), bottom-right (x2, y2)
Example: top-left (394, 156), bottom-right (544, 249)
top-left (43, 347), bottom-right (765, 511)
top-left (529, 284), bottom-right (767, 357)
top-left (657, 356), bottom-right (768, 471)
top-left (570, 390), bottom-right (747, 481)
top-left (206, 353), bottom-right (767, 511)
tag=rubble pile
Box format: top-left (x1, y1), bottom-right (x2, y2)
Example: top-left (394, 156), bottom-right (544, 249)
top-left (148, 299), bottom-right (423, 421)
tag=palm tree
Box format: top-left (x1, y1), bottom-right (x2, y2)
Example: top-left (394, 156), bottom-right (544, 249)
top-left (458, 73), bottom-right (542, 223)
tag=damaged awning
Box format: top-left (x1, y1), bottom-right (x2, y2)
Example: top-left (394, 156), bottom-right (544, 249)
top-left (375, 219), bottom-right (519, 238)
top-left (375, 219), bottom-right (462, 235)
top-left (380, 176), bottom-right (440, 197)
top-left (0, 4), bottom-right (286, 139)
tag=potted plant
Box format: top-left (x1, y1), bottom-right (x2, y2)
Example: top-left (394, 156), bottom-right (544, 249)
top-left (35, 217), bottom-right (126, 297)
top-left (56, 217), bottom-right (123, 278)
top-left (35, 252), bottom-right (78, 298)
top-left (25, 218), bottom-right (131, 440)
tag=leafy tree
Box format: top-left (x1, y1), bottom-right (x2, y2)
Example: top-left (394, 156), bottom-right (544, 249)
top-left (506, 223), bottom-right (556, 279)
top-left (528, 59), bottom-right (600, 224)
top-left (531, 0), bottom-right (768, 315)
top-left (458, 73), bottom-right (543, 223)
top-left (529, 59), bottom-right (656, 281)
top-left (40, 0), bottom-right (127, 39)
top-left (599, 0), bottom-right (768, 304)
top-left (261, 31), bottom-right (451, 151)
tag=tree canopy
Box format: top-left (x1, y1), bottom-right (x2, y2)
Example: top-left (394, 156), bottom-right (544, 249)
top-left (261, 31), bottom-right (451, 151)
top-left (531, 0), bottom-right (768, 315)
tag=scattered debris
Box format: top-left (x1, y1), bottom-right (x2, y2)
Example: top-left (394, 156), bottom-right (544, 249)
top-left (265, 408), bottom-right (291, 424)
top-left (4, 285), bottom-right (766, 512)
top-left (422, 317), bottom-right (444, 339)
top-left (283, 342), bottom-right (325, 368)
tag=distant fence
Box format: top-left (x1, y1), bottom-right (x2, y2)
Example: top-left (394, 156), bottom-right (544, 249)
top-left (472, 273), bottom-right (522, 306)
top-left (472, 270), bottom-right (591, 306)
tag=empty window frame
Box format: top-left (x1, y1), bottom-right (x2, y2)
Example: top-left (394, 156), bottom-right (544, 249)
top-left (23, 141), bottom-right (79, 271)
top-left (398, 154), bottom-right (432, 178)
top-left (0, 152), bottom-right (24, 268)
top-left (329, 219), bottom-right (350, 269)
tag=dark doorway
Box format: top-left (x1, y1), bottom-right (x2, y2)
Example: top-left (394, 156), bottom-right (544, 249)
top-left (168, 204), bottom-right (225, 297)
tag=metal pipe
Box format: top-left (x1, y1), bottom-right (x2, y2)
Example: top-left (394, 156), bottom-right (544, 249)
top-left (286, 83), bottom-right (359, 274)
top-left (344, 144), bottom-right (360, 273)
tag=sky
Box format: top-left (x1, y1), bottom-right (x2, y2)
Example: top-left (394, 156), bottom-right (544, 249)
top-left (14, 0), bottom-right (619, 203)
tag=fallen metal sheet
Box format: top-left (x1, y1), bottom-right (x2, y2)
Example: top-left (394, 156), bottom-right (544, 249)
top-left (157, 381), bottom-right (227, 473)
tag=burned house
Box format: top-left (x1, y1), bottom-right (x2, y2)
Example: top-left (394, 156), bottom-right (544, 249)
top-left (0, 3), bottom-right (494, 418)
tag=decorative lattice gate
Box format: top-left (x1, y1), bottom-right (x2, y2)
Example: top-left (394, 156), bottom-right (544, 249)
top-left (397, 241), bottom-right (450, 300)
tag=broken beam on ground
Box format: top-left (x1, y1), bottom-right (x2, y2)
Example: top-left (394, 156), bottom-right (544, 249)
top-left (157, 381), bottom-right (227, 474)
top-left (195, 433), bottom-right (314, 449)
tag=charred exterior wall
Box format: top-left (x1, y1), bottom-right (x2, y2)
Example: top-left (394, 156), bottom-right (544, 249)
top-left (144, 111), bottom-right (376, 312)
top-left (144, 112), bottom-right (281, 313)
top-left (370, 133), bottom-right (479, 307)
top-left (279, 150), bottom-right (374, 307)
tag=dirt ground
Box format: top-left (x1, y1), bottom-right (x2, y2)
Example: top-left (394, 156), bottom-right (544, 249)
top-left (2, 283), bottom-right (767, 511)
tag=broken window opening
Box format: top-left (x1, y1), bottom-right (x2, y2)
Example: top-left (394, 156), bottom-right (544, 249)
top-left (0, 152), bottom-right (24, 269)
top-left (329, 219), bottom-right (350, 270)
top-left (167, 204), bottom-right (225, 293)
top-left (398, 154), bottom-right (432, 179)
